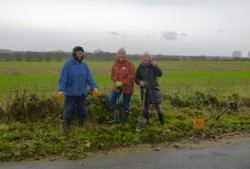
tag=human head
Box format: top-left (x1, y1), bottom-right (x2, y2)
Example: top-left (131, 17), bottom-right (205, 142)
top-left (72, 46), bottom-right (84, 62)
top-left (117, 47), bottom-right (126, 62)
top-left (141, 52), bottom-right (152, 64)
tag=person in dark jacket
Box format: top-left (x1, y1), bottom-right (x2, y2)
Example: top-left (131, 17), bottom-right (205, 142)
top-left (58, 46), bottom-right (98, 131)
top-left (135, 52), bottom-right (165, 125)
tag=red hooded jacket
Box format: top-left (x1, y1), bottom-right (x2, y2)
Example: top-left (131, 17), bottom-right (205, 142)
top-left (111, 58), bottom-right (135, 94)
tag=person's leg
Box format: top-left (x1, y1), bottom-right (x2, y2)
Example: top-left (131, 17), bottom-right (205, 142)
top-left (64, 96), bottom-right (76, 130)
top-left (122, 93), bottom-right (132, 124)
top-left (76, 95), bottom-right (87, 127)
top-left (109, 90), bottom-right (119, 108)
top-left (154, 103), bottom-right (165, 125)
top-left (108, 90), bottom-right (121, 124)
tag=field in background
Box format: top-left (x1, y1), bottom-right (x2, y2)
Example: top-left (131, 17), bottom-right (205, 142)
top-left (1, 60), bottom-right (250, 162)
top-left (0, 61), bottom-right (250, 101)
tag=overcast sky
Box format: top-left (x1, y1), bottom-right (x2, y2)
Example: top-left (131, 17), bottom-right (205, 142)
top-left (0, 0), bottom-right (250, 56)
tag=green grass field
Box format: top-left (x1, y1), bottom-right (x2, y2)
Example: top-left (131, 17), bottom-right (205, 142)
top-left (1, 60), bottom-right (250, 161)
top-left (0, 61), bottom-right (250, 100)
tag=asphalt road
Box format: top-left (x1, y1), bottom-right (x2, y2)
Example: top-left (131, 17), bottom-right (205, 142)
top-left (1, 134), bottom-right (250, 169)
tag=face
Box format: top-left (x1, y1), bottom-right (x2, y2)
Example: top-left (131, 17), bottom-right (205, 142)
top-left (118, 52), bottom-right (126, 62)
top-left (141, 55), bottom-right (150, 64)
top-left (76, 51), bottom-right (84, 60)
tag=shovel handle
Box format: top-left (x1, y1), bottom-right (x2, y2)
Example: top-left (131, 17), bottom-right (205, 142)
top-left (216, 104), bottom-right (231, 120)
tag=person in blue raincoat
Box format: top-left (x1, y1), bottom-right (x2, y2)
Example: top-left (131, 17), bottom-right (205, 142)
top-left (58, 46), bottom-right (98, 131)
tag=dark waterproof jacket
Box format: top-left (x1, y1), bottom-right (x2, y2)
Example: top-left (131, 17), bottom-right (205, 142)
top-left (135, 62), bottom-right (163, 104)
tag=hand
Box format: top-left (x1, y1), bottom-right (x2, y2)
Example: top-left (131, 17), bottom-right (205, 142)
top-left (57, 91), bottom-right (64, 101)
top-left (139, 81), bottom-right (146, 87)
top-left (92, 88), bottom-right (98, 97)
top-left (115, 81), bottom-right (123, 87)
top-left (151, 60), bottom-right (157, 66)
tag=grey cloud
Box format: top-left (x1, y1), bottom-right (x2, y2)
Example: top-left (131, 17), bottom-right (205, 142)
top-left (120, 0), bottom-right (209, 7)
top-left (107, 31), bottom-right (120, 36)
top-left (217, 29), bottom-right (224, 33)
top-left (162, 31), bottom-right (187, 41)
top-left (179, 33), bottom-right (187, 37)
top-left (162, 31), bottom-right (178, 41)
top-left (145, 31), bottom-right (158, 38)
top-left (107, 31), bottom-right (128, 39)
top-left (121, 0), bottom-right (249, 8)
top-left (178, 32), bottom-right (187, 40)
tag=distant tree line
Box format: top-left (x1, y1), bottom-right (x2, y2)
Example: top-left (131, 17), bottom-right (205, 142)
top-left (0, 50), bottom-right (249, 62)
top-left (0, 51), bottom-right (69, 62)
top-left (0, 50), bottom-right (140, 62)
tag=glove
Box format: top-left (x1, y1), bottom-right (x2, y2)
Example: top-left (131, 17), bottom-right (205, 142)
top-left (57, 91), bottom-right (64, 101)
top-left (92, 88), bottom-right (98, 97)
top-left (115, 81), bottom-right (123, 87)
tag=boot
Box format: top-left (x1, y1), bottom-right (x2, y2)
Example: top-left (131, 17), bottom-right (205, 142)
top-left (155, 104), bottom-right (165, 125)
top-left (64, 125), bottom-right (69, 132)
top-left (108, 106), bottom-right (120, 124)
top-left (64, 121), bottom-right (70, 132)
top-left (143, 110), bottom-right (149, 125)
top-left (122, 110), bottom-right (129, 125)
top-left (158, 113), bottom-right (165, 125)
top-left (79, 120), bottom-right (84, 128)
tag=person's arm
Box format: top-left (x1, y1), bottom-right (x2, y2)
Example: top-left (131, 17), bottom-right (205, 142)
top-left (135, 68), bottom-right (140, 85)
top-left (86, 64), bottom-right (98, 89)
top-left (57, 63), bottom-right (67, 100)
top-left (58, 63), bottom-right (67, 92)
top-left (85, 64), bottom-right (98, 97)
top-left (111, 63), bottom-right (119, 83)
top-left (152, 61), bottom-right (162, 77)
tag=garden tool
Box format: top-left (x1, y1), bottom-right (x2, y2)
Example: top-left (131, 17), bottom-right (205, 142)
top-left (141, 82), bottom-right (148, 110)
top-left (142, 83), bottom-right (149, 120)
top-left (137, 83), bottom-right (149, 129)
top-left (136, 118), bottom-right (148, 132)
top-left (216, 102), bottom-right (234, 120)
top-left (109, 105), bottom-right (120, 124)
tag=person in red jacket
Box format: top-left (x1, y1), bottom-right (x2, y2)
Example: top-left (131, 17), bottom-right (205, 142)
top-left (108, 47), bottom-right (135, 125)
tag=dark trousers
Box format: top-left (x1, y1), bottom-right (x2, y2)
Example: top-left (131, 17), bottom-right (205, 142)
top-left (64, 95), bottom-right (87, 126)
top-left (143, 99), bottom-right (164, 124)
top-left (109, 90), bottom-right (132, 124)
top-left (109, 90), bottom-right (132, 112)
